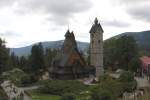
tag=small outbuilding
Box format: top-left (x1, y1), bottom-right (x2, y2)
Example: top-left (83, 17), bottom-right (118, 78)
top-left (140, 56), bottom-right (150, 75)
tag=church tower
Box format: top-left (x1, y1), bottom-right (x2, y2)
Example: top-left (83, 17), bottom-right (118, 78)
top-left (89, 18), bottom-right (104, 78)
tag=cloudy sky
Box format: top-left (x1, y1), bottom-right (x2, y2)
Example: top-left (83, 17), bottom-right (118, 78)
top-left (0, 0), bottom-right (150, 48)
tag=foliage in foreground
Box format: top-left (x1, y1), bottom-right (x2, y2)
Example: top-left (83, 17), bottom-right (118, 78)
top-left (91, 88), bottom-right (116, 100)
top-left (118, 71), bottom-right (137, 92)
top-left (38, 80), bottom-right (87, 95)
top-left (60, 93), bottom-right (76, 100)
top-left (0, 86), bottom-right (8, 100)
top-left (0, 38), bottom-right (10, 74)
top-left (35, 71), bottom-right (137, 100)
top-left (2, 68), bottom-right (31, 86)
top-left (90, 72), bottom-right (137, 100)
top-left (29, 90), bottom-right (60, 100)
top-left (104, 35), bottom-right (140, 72)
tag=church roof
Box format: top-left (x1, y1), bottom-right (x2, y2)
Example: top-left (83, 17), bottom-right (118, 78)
top-left (52, 30), bottom-right (85, 67)
top-left (65, 29), bottom-right (70, 37)
top-left (53, 47), bottom-right (84, 67)
top-left (89, 18), bottom-right (103, 33)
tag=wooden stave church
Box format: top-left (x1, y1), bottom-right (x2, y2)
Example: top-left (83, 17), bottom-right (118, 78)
top-left (49, 30), bottom-right (94, 80)
top-left (49, 18), bottom-right (104, 80)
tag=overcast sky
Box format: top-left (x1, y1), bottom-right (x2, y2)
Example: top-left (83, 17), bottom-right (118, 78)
top-left (0, 0), bottom-right (150, 48)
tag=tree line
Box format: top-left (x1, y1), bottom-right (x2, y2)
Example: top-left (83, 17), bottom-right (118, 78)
top-left (0, 38), bottom-right (58, 82)
top-left (0, 35), bottom-right (142, 82)
top-left (104, 35), bottom-right (141, 72)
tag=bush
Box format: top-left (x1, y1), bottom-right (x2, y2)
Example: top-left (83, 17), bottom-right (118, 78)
top-left (100, 80), bottom-right (124, 97)
top-left (20, 75), bottom-right (32, 86)
top-left (91, 87), bottom-right (116, 100)
top-left (60, 93), bottom-right (76, 100)
top-left (118, 71), bottom-right (137, 92)
top-left (98, 74), bottom-right (113, 82)
top-left (0, 86), bottom-right (8, 100)
top-left (118, 71), bottom-right (134, 82)
top-left (38, 80), bottom-right (87, 95)
top-left (122, 80), bottom-right (137, 92)
top-left (0, 75), bottom-right (4, 84)
top-left (2, 68), bottom-right (28, 86)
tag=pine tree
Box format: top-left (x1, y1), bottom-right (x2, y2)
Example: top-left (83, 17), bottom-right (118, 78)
top-left (19, 56), bottom-right (28, 72)
top-left (116, 35), bottom-right (138, 70)
top-left (29, 43), bottom-right (45, 79)
top-left (45, 48), bottom-right (57, 69)
top-left (0, 38), bottom-right (10, 74)
top-left (10, 52), bottom-right (19, 68)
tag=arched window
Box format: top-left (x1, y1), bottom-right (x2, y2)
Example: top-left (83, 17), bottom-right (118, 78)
top-left (92, 40), bottom-right (94, 44)
top-left (91, 34), bottom-right (94, 38)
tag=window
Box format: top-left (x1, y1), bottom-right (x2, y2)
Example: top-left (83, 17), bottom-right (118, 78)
top-left (91, 34), bottom-right (94, 38)
top-left (98, 40), bottom-right (101, 43)
top-left (92, 40), bottom-right (94, 44)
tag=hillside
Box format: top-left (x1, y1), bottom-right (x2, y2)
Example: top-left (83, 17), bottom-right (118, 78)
top-left (10, 30), bottom-right (150, 57)
top-left (113, 30), bottom-right (150, 51)
top-left (10, 40), bottom-right (89, 57)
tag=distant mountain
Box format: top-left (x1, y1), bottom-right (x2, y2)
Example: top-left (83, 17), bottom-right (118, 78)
top-left (113, 30), bottom-right (150, 51)
top-left (10, 30), bottom-right (150, 57)
top-left (10, 40), bottom-right (89, 57)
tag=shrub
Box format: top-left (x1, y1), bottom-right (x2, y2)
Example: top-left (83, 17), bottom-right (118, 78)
top-left (91, 87), bottom-right (116, 100)
top-left (118, 71), bottom-right (137, 92)
top-left (98, 74), bottom-right (113, 82)
top-left (38, 80), bottom-right (87, 95)
top-left (60, 93), bottom-right (76, 100)
top-left (99, 80), bottom-right (124, 97)
top-left (0, 86), bottom-right (8, 100)
top-left (2, 68), bottom-right (28, 86)
top-left (20, 75), bottom-right (32, 86)
top-left (122, 80), bottom-right (137, 92)
top-left (118, 71), bottom-right (134, 82)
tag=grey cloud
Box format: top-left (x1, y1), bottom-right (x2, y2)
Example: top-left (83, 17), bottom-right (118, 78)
top-left (15, 0), bottom-right (92, 25)
top-left (0, 0), bottom-right (16, 7)
top-left (0, 31), bottom-right (21, 37)
top-left (126, 4), bottom-right (150, 22)
top-left (102, 20), bottom-right (130, 28)
top-left (17, 0), bottom-right (92, 14)
top-left (48, 15), bottom-right (72, 25)
top-left (111, 0), bottom-right (150, 22)
top-left (0, 0), bottom-right (92, 25)
top-left (115, 0), bottom-right (147, 5)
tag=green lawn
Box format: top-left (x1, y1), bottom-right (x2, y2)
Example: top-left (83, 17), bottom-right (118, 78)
top-left (29, 90), bottom-right (90, 100)
top-left (32, 94), bottom-right (60, 100)
top-left (29, 90), bottom-right (60, 100)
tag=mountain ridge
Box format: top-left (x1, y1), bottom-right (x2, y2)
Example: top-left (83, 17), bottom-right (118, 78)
top-left (10, 40), bottom-right (89, 57)
top-left (10, 30), bottom-right (150, 56)
top-left (113, 30), bottom-right (150, 51)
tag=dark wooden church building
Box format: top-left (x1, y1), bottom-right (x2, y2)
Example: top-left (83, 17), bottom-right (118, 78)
top-left (49, 30), bottom-right (94, 79)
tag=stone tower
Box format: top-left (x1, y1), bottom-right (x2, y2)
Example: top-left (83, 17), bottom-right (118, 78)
top-left (89, 18), bottom-right (104, 77)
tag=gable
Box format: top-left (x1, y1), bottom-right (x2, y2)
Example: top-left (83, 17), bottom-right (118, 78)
top-left (67, 51), bottom-right (85, 66)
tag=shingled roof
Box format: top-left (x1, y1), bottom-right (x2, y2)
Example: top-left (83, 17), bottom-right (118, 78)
top-left (52, 30), bottom-right (84, 67)
top-left (140, 56), bottom-right (150, 71)
top-left (89, 18), bottom-right (103, 33)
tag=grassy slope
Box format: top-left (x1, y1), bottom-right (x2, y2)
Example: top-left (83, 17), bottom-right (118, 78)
top-left (30, 91), bottom-right (60, 100)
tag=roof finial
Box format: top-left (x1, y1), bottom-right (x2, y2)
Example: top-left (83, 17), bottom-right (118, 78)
top-left (94, 17), bottom-right (98, 24)
top-left (67, 24), bottom-right (70, 30)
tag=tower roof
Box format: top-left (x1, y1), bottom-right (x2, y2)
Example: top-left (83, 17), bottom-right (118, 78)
top-left (89, 18), bottom-right (104, 33)
top-left (65, 29), bottom-right (70, 37)
top-left (52, 30), bottom-right (85, 67)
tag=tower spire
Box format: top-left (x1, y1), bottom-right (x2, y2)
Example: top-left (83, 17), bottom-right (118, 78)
top-left (89, 18), bottom-right (104, 78)
top-left (94, 17), bottom-right (98, 24)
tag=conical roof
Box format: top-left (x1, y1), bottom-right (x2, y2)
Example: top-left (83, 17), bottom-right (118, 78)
top-left (89, 18), bottom-right (103, 33)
